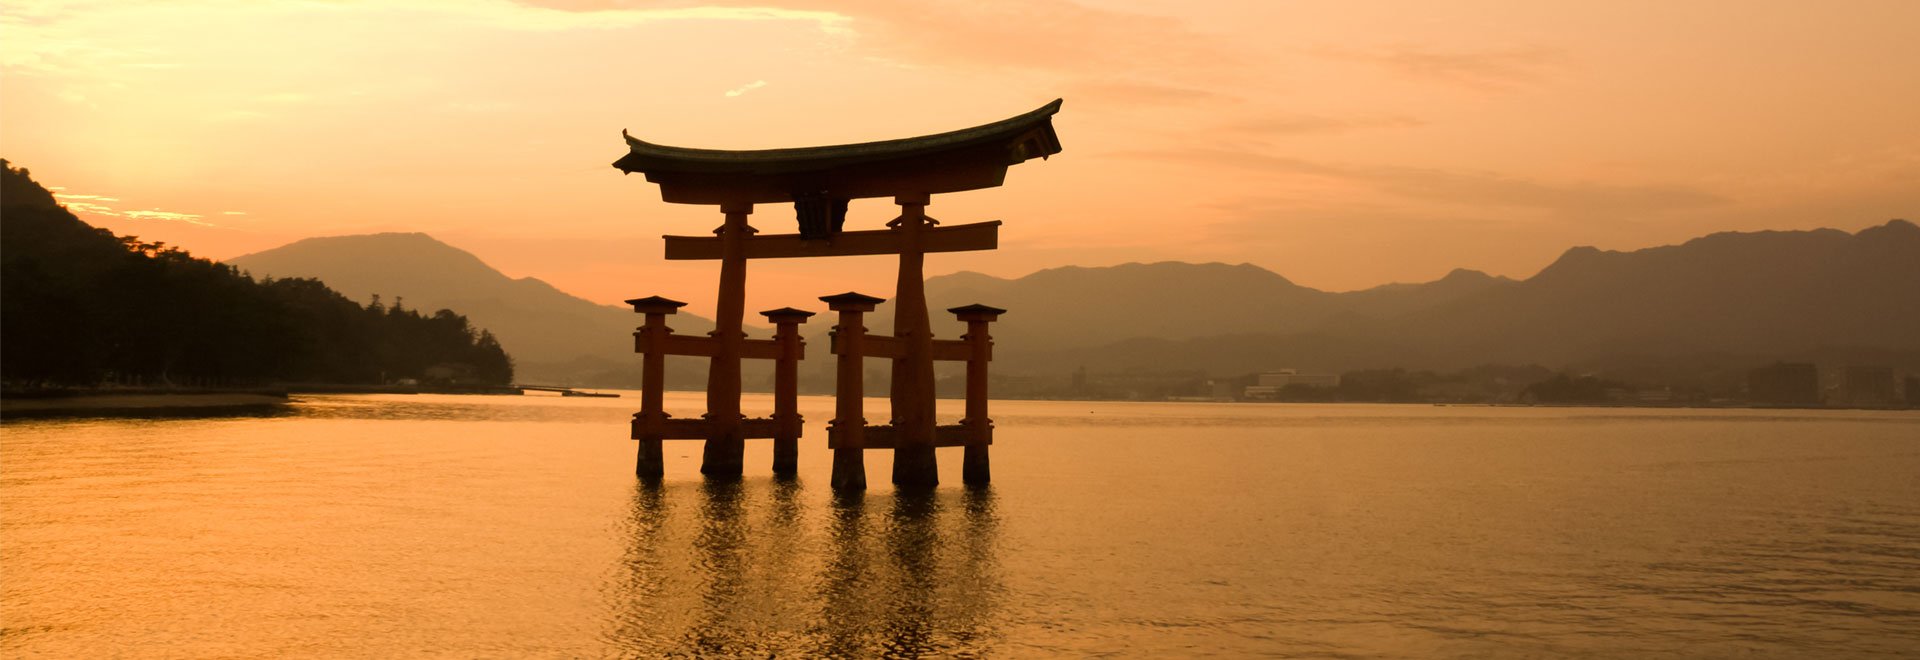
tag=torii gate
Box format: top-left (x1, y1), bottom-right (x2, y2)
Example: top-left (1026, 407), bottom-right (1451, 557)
top-left (613, 99), bottom-right (1063, 488)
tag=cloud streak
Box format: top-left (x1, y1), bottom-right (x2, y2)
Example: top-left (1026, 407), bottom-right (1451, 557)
top-left (724, 80), bottom-right (767, 97)
top-left (1226, 114), bottom-right (1426, 137)
top-left (1125, 147), bottom-right (1726, 216)
top-left (1317, 45), bottom-right (1564, 91)
top-left (513, 0), bottom-right (1227, 74)
top-left (53, 191), bottom-right (220, 226)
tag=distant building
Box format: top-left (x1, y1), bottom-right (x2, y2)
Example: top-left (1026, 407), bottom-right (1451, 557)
top-left (1838, 365), bottom-right (1897, 406)
top-left (1748, 362), bottom-right (1818, 406)
top-left (1245, 369), bottom-right (1340, 399)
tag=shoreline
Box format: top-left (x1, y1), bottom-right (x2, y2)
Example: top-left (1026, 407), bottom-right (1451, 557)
top-left (2, 392), bottom-right (292, 419)
top-left (1, 384), bottom-right (522, 419)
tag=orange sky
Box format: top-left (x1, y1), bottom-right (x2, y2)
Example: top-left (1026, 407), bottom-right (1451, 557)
top-left (5, 0), bottom-right (1917, 318)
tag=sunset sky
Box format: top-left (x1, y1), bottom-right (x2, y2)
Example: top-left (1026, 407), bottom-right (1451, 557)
top-left (5, 0), bottom-right (1917, 317)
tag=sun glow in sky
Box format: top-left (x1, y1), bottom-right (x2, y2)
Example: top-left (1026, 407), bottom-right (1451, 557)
top-left (4, 0), bottom-right (1917, 316)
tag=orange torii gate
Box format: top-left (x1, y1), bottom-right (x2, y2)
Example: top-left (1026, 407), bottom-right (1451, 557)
top-left (613, 100), bottom-right (1063, 488)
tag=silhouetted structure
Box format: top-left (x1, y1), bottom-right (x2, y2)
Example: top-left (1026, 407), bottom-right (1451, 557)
top-left (614, 101), bottom-right (1063, 488)
top-left (1747, 362), bottom-right (1819, 406)
top-left (1243, 369), bottom-right (1340, 399)
top-left (1838, 365), bottom-right (1896, 407)
top-left (1, 162), bottom-right (513, 390)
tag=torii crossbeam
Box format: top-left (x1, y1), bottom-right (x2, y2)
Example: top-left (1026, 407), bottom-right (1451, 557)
top-left (613, 99), bottom-right (1063, 488)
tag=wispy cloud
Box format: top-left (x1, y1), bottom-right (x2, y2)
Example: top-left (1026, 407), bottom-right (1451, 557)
top-left (53, 193), bottom-right (121, 202)
top-left (52, 191), bottom-right (221, 226)
top-left (3, 0), bottom-right (853, 77)
top-left (123, 210), bottom-right (215, 226)
top-left (724, 80), bottom-right (767, 98)
top-left (1124, 147), bottom-right (1725, 216)
top-left (516, 0), bottom-right (1226, 74)
top-left (1317, 45), bottom-right (1564, 92)
top-left (1059, 79), bottom-right (1237, 107)
top-left (442, 1), bottom-right (852, 33)
top-left (1227, 114), bottom-right (1425, 137)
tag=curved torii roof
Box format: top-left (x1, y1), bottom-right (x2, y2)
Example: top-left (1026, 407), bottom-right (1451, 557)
top-left (614, 99), bottom-right (1063, 205)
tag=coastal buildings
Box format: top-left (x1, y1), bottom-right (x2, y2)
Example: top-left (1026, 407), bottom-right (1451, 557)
top-left (1243, 369), bottom-right (1340, 399)
top-left (1838, 365), bottom-right (1898, 407)
top-left (1748, 362), bottom-right (1820, 406)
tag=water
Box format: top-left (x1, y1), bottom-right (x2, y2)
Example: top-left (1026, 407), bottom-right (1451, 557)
top-left (4, 393), bottom-right (1918, 658)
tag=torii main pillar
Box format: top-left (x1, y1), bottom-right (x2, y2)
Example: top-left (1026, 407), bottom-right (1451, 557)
top-left (888, 193), bottom-right (938, 485)
top-left (700, 202), bottom-right (754, 476)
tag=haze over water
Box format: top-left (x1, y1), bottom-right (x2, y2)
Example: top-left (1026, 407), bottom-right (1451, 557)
top-left (5, 393), bottom-right (1918, 658)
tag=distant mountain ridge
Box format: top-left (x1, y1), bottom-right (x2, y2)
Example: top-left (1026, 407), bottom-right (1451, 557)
top-left (913, 219), bottom-right (1918, 374)
top-left (911, 260), bottom-right (1517, 353)
top-left (230, 220), bottom-right (1918, 385)
top-left (229, 233), bottom-right (715, 383)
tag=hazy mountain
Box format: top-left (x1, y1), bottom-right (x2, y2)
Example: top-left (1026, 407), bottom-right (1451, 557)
top-left (1338, 268), bottom-right (1519, 318)
top-left (230, 233), bottom-right (713, 384)
top-left (1385, 219), bottom-right (1920, 369)
top-left (916, 261), bottom-right (1338, 351)
top-left (913, 261), bottom-right (1516, 354)
top-left (920, 220), bottom-right (1918, 375)
top-left (229, 219), bottom-right (1917, 387)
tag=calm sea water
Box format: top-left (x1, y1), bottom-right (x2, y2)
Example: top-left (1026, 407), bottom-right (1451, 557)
top-left (3, 393), bottom-right (1917, 658)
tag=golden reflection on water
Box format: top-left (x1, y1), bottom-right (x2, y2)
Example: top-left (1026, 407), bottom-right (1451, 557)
top-left (600, 480), bottom-right (1001, 658)
top-left (5, 393), bottom-right (1920, 658)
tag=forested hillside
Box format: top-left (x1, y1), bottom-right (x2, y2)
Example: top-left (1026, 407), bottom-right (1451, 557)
top-left (1, 161), bottom-right (513, 389)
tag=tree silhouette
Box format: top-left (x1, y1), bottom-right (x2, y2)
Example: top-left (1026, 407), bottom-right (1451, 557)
top-left (2, 160), bottom-right (513, 389)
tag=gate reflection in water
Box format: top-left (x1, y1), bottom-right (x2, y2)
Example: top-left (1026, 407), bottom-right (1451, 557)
top-left (603, 480), bottom-right (1000, 657)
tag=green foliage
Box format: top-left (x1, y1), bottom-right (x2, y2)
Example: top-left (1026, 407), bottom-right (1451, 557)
top-left (1, 160), bottom-right (513, 388)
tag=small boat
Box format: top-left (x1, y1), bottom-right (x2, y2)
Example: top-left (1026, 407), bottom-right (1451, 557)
top-left (561, 390), bottom-right (620, 398)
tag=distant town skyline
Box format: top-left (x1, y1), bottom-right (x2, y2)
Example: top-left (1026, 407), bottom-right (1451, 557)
top-left (5, 0), bottom-right (1917, 316)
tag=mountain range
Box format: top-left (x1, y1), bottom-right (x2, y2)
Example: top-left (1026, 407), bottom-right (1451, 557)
top-left (913, 219), bottom-right (1919, 375)
top-left (229, 220), bottom-right (1920, 386)
top-left (229, 233), bottom-right (716, 385)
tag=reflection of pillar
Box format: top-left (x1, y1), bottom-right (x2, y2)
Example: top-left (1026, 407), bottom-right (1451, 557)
top-left (824, 292), bottom-right (883, 491)
top-left (688, 480), bottom-right (747, 653)
top-left (883, 492), bottom-right (940, 654)
top-left (603, 483), bottom-right (671, 654)
top-left (704, 203), bottom-right (754, 477)
top-left (891, 194), bottom-right (938, 487)
top-left (949, 304), bottom-right (1004, 484)
top-left (628, 296), bottom-right (688, 479)
top-left (816, 494), bottom-right (871, 657)
top-left (761, 307), bottom-right (814, 476)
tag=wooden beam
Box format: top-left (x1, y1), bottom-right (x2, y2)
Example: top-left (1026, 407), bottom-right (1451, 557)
top-left (638, 333), bottom-right (784, 360)
top-left (930, 339), bottom-right (973, 362)
top-left (633, 416), bottom-right (783, 440)
top-left (863, 335), bottom-right (907, 360)
top-left (829, 336), bottom-right (978, 362)
top-left (664, 220), bottom-right (1000, 261)
top-left (828, 424), bottom-right (978, 449)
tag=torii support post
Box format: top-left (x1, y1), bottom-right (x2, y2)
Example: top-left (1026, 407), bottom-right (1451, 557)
top-left (703, 203), bottom-right (755, 478)
top-left (950, 304), bottom-right (1005, 484)
top-left (823, 292), bottom-right (883, 491)
top-left (761, 307), bottom-right (815, 476)
top-left (890, 194), bottom-right (939, 488)
top-left (627, 295), bottom-right (688, 479)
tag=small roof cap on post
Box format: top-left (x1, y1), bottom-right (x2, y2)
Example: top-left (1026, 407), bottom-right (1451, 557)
top-left (819, 291), bottom-right (886, 312)
top-left (626, 295), bottom-right (688, 314)
top-left (948, 303), bottom-right (1007, 322)
top-left (759, 307), bottom-right (817, 324)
